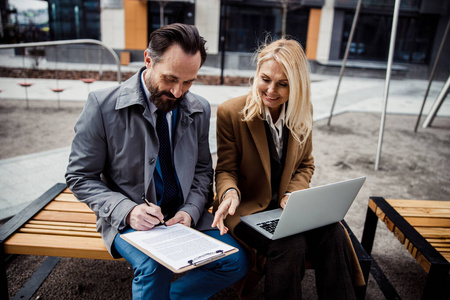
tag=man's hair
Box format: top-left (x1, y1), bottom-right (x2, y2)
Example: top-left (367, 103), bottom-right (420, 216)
top-left (147, 23), bottom-right (207, 66)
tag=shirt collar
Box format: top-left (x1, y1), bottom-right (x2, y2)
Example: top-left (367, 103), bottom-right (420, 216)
top-left (140, 70), bottom-right (152, 109)
top-left (265, 103), bottom-right (286, 129)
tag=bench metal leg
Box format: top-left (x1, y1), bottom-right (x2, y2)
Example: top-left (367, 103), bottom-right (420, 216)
top-left (341, 220), bottom-right (372, 300)
top-left (361, 202), bottom-right (379, 255)
top-left (422, 263), bottom-right (450, 300)
top-left (0, 244), bottom-right (9, 300)
top-left (12, 257), bottom-right (61, 300)
top-left (354, 258), bottom-right (371, 300)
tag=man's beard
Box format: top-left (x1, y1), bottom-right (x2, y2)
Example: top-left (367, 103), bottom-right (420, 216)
top-left (146, 78), bottom-right (184, 112)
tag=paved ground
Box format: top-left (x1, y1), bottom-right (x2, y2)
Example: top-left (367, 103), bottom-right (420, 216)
top-left (1, 53), bottom-right (450, 299)
top-left (1, 65), bottom-right (449, 220)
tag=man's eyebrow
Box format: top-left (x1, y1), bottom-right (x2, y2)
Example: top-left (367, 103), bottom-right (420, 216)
top-left (162, 74), bottom-right (178, 81)
top-left (162, 74), bottom-right (197, 83)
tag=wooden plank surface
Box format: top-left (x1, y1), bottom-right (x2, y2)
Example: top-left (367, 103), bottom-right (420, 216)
top-left (386, 199), bottom-right (450, 209)
top-left (403, 217), bottom-right (450, 228)
top-left (3, 188), bottom-right (124, 263)
top-left (18, 227), bottom-right (101, 238)
top-left (21, 224), bottom-right (97, 233)
top-left (3, 233), bottom-right (118, 260)
top-left (27, 220), bottom-right (97, 229)
top-left (394, 207), bottom-right (450, 219)
top-left (33, 210), bottom-right (96, 224)
top-left (44, 201), bottom-right (92, 213)
top-left (415, 227), bottom-right (450, 239)
top-left (54, 193), bottom-right (78, 202)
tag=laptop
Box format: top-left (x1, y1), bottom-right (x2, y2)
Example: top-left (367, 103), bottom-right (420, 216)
top-left (240, 177), bottom-right (366, 240)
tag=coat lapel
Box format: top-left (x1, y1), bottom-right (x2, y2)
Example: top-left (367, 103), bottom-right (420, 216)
top-left (247, 118), bottom-right (271, 183)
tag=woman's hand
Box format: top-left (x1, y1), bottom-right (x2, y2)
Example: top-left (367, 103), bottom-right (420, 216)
top-left (211, 189), bottom-right (240, 235)
top-left (280, 194), bottom-right (290, 209)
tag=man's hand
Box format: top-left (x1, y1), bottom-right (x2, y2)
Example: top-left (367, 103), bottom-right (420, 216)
top-left (166, 211), bottom-right (192, 227)
top-left (211, 189), bottom-right (240, 235)
top-left (126, 203), bottom-right (164, 231)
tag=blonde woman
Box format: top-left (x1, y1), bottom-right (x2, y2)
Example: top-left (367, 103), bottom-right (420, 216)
top-left (212, 38), bottom-right (362, 299)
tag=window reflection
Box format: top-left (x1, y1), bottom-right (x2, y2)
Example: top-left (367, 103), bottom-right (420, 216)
top-left (47, 0), bottom-right (100, 40)
top-left (341, 12), bottom-right (438, 64)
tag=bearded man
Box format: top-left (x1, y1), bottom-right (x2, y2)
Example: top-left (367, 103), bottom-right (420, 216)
top-left (65, 23), bottom-right (248, 300)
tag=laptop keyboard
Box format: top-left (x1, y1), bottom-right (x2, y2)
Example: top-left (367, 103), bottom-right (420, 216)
top-left (256, 219), bottom-right (279, 234)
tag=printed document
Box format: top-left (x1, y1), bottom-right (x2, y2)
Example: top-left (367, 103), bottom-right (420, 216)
top-left (121, 223), bottom-right (237, 273)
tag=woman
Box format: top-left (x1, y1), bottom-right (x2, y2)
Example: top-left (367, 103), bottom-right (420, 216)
top-left (212, 38), bottom-right (362, 299)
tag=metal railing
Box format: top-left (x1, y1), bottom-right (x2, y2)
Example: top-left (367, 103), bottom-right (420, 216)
top-left (0, 39), bottom-right (122, 83)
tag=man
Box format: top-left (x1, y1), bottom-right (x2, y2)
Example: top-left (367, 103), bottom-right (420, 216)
top-left (66, 23), bottom-right (248, 300)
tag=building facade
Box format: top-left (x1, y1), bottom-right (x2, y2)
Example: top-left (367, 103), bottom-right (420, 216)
top-left (1, 0), bottom-right (449, 78)
top-left (98, 0), bottom-right (449, 78)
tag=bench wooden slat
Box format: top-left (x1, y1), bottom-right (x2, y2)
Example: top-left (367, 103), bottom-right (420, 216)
top-left (427, 238), bottom-right (450, 243)
top-left (415, 252), bottom-right (432, 272)
top-left (28, 220), bottom-right (97, 229)
top-left (434, 247), bottom-right (450, 253)
top-left (415, 227), bottom-right (450, 239)
top-left (23, 223), bottom-right (98, 233)
top-left (394, 207), bottom-right (450, 218)
top-left (404, 217), bottom-right (450, 228)
top-left (386, 199), bottom-right (450, 209)
top-left (18, 227), bottom-right (101, 238)
top-left (33, 210), bottom-right (96, 224)
top-left (54, 193), bottom-right (78, 202)
top-left (44, 201), bottom-right (92, 213)
top-left (3, 233), bottom-right (118, 260)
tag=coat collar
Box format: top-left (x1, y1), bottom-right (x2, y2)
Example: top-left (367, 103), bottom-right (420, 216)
top-left (115, 67), bottom-right (203, 116)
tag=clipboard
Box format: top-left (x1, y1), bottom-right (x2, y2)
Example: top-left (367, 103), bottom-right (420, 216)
top-left (120, 223), bottom-right (238, 273)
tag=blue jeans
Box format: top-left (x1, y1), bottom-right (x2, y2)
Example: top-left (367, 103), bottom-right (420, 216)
top-left (114, 227), bottom-right (249, 300)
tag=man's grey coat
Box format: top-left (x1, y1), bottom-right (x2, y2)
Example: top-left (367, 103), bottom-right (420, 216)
top-left (66, 69), bottom-right (214, 258)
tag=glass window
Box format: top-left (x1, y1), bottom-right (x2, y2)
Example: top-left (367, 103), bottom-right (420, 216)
top-left (48, 0), bottom-right (100, 40)
top-left (340, 12), bottom-right (438, 64)
top-left (148, 2), bottom-right (195, 36)
top-left (223, 4), bottom-right (309, 52)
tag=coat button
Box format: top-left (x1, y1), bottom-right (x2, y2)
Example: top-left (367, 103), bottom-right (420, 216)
top-left (104, 206), bottom-right (110, 213)
top-left (149, 158), bottom-right (156, 164)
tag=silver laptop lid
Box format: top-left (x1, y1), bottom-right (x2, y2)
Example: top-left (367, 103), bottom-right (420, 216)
top-left (271, 176), bottom-right (366, 239)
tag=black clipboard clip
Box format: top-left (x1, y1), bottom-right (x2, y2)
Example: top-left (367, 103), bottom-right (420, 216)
top-left (188, 250), bottom-right (225, 266)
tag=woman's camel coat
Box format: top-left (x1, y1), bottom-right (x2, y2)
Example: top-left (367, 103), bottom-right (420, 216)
top-left (213, 95), bottom-right (365, 291)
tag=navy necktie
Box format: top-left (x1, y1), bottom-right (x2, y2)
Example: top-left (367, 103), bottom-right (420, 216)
top-left (156, 110), bottom-right (179, 219)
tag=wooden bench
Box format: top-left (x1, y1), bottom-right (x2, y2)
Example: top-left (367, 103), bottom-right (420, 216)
top-left (0, 183), bottom-right (124, 299)
top-left (361, 197), bottom-right (450, 300)
top-left (0, 184), bottom-right (371, 299)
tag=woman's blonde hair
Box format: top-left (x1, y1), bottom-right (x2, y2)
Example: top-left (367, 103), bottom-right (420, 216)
top-left (242, 38), bottom-right (313, 145)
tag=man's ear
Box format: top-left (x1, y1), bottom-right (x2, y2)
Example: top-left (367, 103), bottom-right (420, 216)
top-left (144, 50), bottom-right (152, 69)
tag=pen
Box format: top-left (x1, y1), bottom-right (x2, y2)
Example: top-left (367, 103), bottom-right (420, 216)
top-left (144, 198), bottom-right (167, 227)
